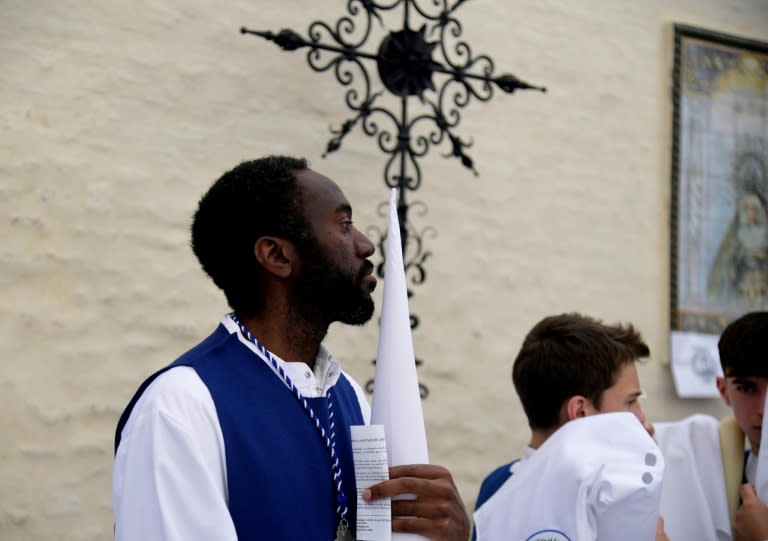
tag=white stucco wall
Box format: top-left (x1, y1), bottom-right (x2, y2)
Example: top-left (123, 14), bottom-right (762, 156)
top-left (1, 1), bottom-right (766, 539)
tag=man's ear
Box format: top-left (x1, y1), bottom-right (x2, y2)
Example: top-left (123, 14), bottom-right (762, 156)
top-left (564, 395), bottom-right (591, 422)
top-left (716, 376), bottom-right (731, 406)
top-left (254, 236), bottom-right (297, 279)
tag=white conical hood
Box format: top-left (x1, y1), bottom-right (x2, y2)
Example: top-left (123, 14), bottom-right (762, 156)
top-left (370, 189), bottom-right (429, 541)
top-left (756, 395), bottom-right (768, 501)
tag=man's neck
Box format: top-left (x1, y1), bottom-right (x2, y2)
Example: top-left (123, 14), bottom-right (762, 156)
top-left (749, 438), bottom-right (760, 457)
top-left (239, 313), bottom-right (328, 369)
top-left (529, 428), bottom-right (557, 450)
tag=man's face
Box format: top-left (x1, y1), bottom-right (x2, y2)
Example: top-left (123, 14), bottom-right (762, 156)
top-left (717, 375), bottom-right (768, 453)
top-left (292, 169), bottom-right (377, 326)
top-left (590, 362), bottom-right (654, 436)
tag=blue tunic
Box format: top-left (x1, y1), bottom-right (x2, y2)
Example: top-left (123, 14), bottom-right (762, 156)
top-left (115, 324), bottom-right (365, 540)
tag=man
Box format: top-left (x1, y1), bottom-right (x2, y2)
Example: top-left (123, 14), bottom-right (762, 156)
top-left (112, 156), bottom-right (469, 541)
top-left (716, 312), bottom-right (768, 491)
top-left (472, 313), bottom-right (666, 541)
top-left (655, 311), bottom-right (768, 541)
top-left (724, 312), bottom-right (768, 541)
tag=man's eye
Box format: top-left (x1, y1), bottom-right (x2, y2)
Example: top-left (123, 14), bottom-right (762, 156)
top-left (342, 220), bottom-right (353, 230)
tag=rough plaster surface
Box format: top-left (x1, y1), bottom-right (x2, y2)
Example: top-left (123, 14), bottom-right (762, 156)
top-left (1, 1), bottom-right (767, 539)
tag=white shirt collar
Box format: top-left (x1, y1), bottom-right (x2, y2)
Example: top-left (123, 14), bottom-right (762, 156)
top-left (221, 315), bottom-right (342, 398)
top-left (509, 445), bottom-right (536, 475)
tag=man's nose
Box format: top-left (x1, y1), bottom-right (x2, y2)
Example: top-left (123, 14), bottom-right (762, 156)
top-left (636, 407), bottom-right (654, 437)
top-left (643, 418), bottom-right (655, 437)
top-left (355, 227), bottom-right (375, 258)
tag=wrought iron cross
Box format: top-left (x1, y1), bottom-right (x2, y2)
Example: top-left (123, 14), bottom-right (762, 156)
top-left (242, 0), bottom-right (545, 397)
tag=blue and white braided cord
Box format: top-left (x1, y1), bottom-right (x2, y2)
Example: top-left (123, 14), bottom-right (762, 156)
top-left (230, 314), bottom-right (349, 519)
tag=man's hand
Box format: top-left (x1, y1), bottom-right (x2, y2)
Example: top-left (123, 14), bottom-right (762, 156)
top-left (362, 464), bottom-right (469, 541)
top-left (655, 517), bottom-right (670, 541)
top-left (734, 483), bottom-right (768, 541)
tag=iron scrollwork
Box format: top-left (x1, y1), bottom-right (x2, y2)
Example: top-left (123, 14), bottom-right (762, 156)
top-left (243, 0), bottom-right (546, 398)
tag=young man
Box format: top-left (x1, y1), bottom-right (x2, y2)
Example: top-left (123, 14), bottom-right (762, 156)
top-left (717, 311), bottom-right (768, 489)
top-left (655, 311), bottom-right (768, 541)
top-left (473, 313), bottom-right (666, 541)
top-left (112, 156), bottom-right (469, 541)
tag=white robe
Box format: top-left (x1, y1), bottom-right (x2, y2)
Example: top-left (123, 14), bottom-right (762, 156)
top-left (654, 414), bottom-right (731, 541)
top-left (474, 413), bottom-right (664, 541)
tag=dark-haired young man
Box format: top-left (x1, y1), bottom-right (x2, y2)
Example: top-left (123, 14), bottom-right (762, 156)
top-left (472, 313), bottom-right (666, 541)
top-left (724, 312), bottom-right (768, 540)
top-left (716, 312), bottom-right (768, 493)
top-left (112, 156), bottom-right (469, 541)
top-left (655, 311), bottom-right (768, 541)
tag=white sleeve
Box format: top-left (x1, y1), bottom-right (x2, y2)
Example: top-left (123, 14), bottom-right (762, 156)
top-left (112, 367), bottom-right (237, 541)
top-left (342, 370), bottom-right (371, 424)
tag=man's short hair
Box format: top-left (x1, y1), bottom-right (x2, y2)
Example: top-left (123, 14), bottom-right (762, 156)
top-left (191, 155), bottom-right (310, 317)
top-left (718, 311), bottom-right (768, 377)
top-left (512, 313), bottom-right (650, 431)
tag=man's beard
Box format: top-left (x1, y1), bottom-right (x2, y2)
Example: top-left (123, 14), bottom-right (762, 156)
top-left (293, 240), bottom-right (375, 326)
